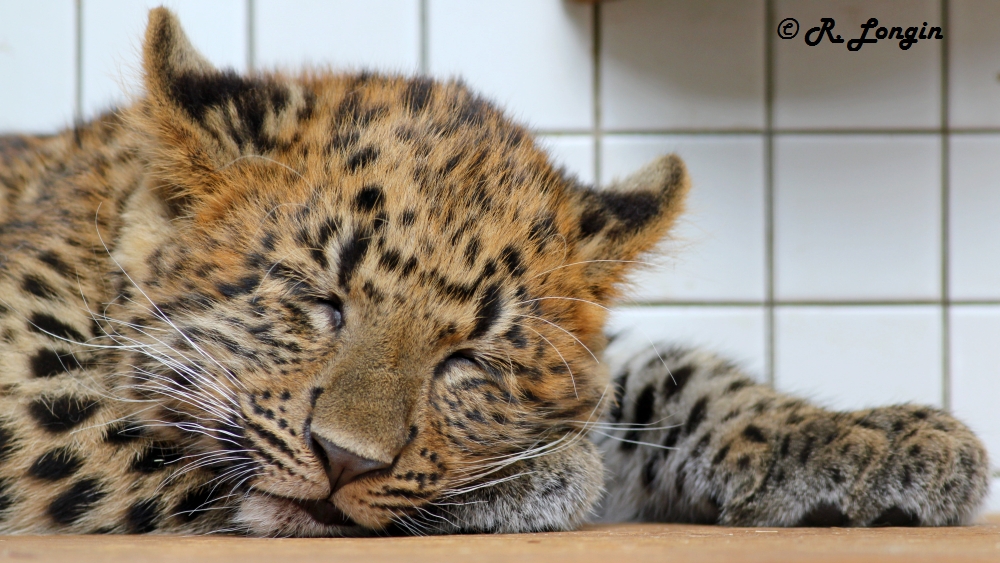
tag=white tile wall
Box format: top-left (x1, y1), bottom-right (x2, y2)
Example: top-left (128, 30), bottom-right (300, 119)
top-left (255, 0), bottom-right (418, 73)
top-left (950, 306), bottom-right (1000, 471)
top-left (0, 0), bottom-right (75, 132)
top-left (428, 0), bottom-right (593, 131)
top-left (607, 306), bottom-right (768, 379)
top-left (81, 0), bottom-right (247, 118)
top-left (775, 306), bottom-right (943, 410)
top-left (536, 135), bottom-right (596, 185)
top-left (773, 0), bottom-right (941, 129)
top-left (949, 0), bottom-right (1000, 128)
top-left (987, 479), bottom-right (1000, 514)
top-left (950, 135), bottom-right (1000, 301)
top-left (1, 0), bottom-right (998, 500)
top-left (601, 0), bottom-right (765, 130)
top-left (774, 135), bottom-right (941, 301)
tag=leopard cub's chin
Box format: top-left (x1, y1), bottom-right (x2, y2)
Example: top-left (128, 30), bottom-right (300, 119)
top-left (236, 494), bottom-right (374, 537)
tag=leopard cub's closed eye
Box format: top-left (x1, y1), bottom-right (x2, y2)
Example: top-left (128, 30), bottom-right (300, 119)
top-left (314, 296), bottom-right (345, 330)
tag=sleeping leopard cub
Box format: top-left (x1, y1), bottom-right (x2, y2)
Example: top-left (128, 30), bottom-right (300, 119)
top-left (0, 9), bottom-right (988, 535)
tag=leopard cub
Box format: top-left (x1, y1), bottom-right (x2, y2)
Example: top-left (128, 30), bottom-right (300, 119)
top-left (0, 8), bottom-right (988, 535)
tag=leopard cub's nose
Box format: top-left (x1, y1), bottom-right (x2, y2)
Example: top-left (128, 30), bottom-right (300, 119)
top-left (311, 435), bottom-right (391, 494)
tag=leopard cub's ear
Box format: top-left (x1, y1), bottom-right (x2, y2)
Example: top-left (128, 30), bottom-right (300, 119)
top-left (137, 8), bottom-right (310, 204)
top-left (567, 154), bottom-right (690, 302)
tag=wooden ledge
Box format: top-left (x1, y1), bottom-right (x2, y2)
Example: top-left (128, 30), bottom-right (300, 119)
top-left (1, 516), bottom-right (998, 563)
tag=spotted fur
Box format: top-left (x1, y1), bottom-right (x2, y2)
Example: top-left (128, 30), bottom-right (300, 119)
top-left (0, 9), bottom-right (988, 535)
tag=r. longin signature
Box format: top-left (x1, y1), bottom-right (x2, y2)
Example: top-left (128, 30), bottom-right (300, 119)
top-left (777, 17), bottom-right (944, 51)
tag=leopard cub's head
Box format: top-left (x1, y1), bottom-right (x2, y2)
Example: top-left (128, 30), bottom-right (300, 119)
top-left (107, 8), bottom-right (689, 536)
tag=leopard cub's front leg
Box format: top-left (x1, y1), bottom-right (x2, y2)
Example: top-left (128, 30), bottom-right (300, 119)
top-left (596, 342), bottom-right (990, 526)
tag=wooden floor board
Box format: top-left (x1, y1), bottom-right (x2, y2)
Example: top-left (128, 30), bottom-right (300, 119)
top-left (0, 515), bottom-right (997, 563)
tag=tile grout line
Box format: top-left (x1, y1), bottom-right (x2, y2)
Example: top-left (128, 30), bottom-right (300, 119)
top-left (419, 0), bottom-right (429, 74)
top-left (74, 0), bottom-right (83, 128)
top-left (940, 0), bottom-right (952, 412)
top-left (591, 1), bottom-right (602, 187)
top-left (246, 0), bottom-right (255, 72)
top-left (764, 0), bottom-right (776, 387)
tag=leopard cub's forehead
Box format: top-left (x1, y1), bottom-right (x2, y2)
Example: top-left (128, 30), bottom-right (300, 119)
top-left (198, 74), bottom-right (579, 304)
top-left (255, 74), bottom-right (572, 238)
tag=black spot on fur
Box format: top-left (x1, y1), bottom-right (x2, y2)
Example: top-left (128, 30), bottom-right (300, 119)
top-left (469, 283), bottom-right (503, 340)
top-left (379, 248), bottom-right (402, 272)
top-left (692, 433), bottom-right (712, 457)
top-left (29, 447), bottom-right (83, 481)
top-left (674, 460), bottom-right (687, 496)
top-left (127, 498), bottom-right (162, 533)
top-left (454, 95), bottom-right (491, 127)
top-left (48, 478), bottom-right (106, 525)
top-left (346, 145), bottom-right (379, 172)
top-left (578, 208), bottom-right (607, 238)
top-left (400, 256), bottom-right (418, 278)
top-left (504, 324), bottom-right (528, 349)
top-left (662, 427), bottom-right (682, 450)
top-left (633, 385), bottom-right (656, 425)
top-left (499, 245), bottom-right (526, 277)
top-left (641, 457), bottom-right (659, 487)
top-left (742, 424), bottom-right (767, 444)
top-left (28, 312), bottom-right (86, 342)
top-left (597, 190), bottom-right (661, 236)
top-left (38, 250), bottom-right (72, 278)
top-left (30, 349), bottom-right (82, 378)
top-left (685, 397), bottom-right (708, 435)
top-left (798, 503), bottom-right (850, 527)
top-left (22, 274), bottom-right (58, 299)
top-left (170, 70), bottom-right (288, 152)
top-left (174, 486), bottom-right (219, 522)
top-left (400, 209), bottom-right (417, 226)
top-left (354, 185), bottom-right (384, 212)
top-left (337, 229), bottom-right (372, 289)
top-left (726, 378), bottom-right (753, 394)
top-left (737, 455), bottom-right (751, 470)
top-left (799, 436), bottom-right (815, 464)
top-left (0, 478), bottom-right (14, 513)
top-left (464, 238), bottom-right (481, 268)
top-left (103, 421), bottom-right (146, 444)
top-left (529, 213), bottom-right (558, 245)
top-left (872, 506), bottom-right (920, 527)
top-left (310, 387), bottom-right (323, 407)
top-left (132, 443), bottom-right (182, 473)
top-left (404, 77), bottom-right (434, 113)
top-left (216, 275), bottom-right (260, 298)
top-left (0, 424), bottom-right (16, 463)
top-left (662, 365), bottom-right (693, 401)
top-left (328, 130), bottom-right (360, 153)
top-left (28, 395), bottom-right (101, 432)
top-left (712, 444), bottom-right (730, 465)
